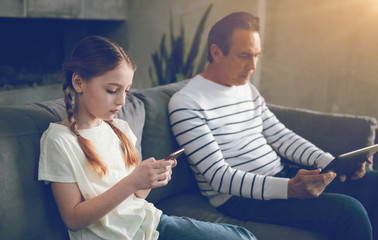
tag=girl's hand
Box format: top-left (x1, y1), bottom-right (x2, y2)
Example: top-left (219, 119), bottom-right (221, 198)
top-left (165, 158), bottom-right (177, 181)
top-left (172, 159), bottom-right (178, 168)
top-left (51, 158), bottom-right (177, 231)
top-left (129, 157), bottom-right (175, 190)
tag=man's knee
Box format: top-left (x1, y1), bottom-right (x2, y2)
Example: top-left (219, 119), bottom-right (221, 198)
top-left (330, 194), bottom-right (371, 235)
top-left (335, 194), bottom-right (367, 218)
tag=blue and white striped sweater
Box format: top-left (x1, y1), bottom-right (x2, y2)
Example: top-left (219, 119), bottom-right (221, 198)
top-left (168, 75), bottom-right (333, 207)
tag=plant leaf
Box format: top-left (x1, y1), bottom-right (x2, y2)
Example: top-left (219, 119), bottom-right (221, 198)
top-left (160, 34), bottom-right (167, 61)
top-left (183, 4), bottom-right (213, 75)
top-left (149, 4), bottom-right (212, 85)
top-left (151, 51), bottom-right (163, 85)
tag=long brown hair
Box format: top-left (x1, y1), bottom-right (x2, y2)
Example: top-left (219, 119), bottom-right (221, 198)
top-left (62, 35), bottom-right (138, 177)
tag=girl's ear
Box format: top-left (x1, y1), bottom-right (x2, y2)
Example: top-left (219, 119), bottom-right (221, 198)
top-left (72, 73), bottom-right (85, 93)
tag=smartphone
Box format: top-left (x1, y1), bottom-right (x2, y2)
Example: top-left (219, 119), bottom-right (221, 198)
top-left (165, 148), bottom-right (185, 160)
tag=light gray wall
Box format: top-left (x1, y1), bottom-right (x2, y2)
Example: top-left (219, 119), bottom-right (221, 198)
top-left (2, 0), bottom-right (377, 121)
top-left (259, 0), bottom-right (378, 120)
top-left (127, 0), bottom-right (261, 89)
top-left (127, 0), bottom-right (378, 121)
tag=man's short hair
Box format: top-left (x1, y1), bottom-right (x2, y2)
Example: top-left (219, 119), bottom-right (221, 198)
top-left (207, 12), bottom-right (260, 62)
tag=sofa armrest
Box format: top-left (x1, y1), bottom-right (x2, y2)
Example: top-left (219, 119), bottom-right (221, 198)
top-left (267, 103), bottom-right (377, 163)
top-left (375, 126), bottom-right (378, 165)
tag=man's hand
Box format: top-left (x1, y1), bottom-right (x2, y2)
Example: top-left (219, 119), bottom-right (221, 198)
top-left (338, 158), bottom-right (372, 182)
top-left (351, 160), bottom-right (369, 179)
top-left (288, 168), bottom-right (336, 199)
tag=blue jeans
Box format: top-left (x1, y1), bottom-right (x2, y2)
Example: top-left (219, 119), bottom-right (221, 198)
top-left (217, 170), bottom-right (378, 240)
top-left (157, 214), bottom-right (257, 240)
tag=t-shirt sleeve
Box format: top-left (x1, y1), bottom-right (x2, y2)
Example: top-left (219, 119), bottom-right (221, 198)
top-left (38, 128), bottom-right (76, 183)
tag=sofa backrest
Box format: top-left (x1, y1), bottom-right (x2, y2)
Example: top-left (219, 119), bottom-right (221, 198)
top-left (0, 94), bottom-right (145, 240)
top-left (268, 103), bottom-right (377, 157)
top-left (0, 100), bottom-right (68, 239)
top-left (4, 78), bottom-right (375, 240)
top-left (132, 80), bottom-right (199, 203)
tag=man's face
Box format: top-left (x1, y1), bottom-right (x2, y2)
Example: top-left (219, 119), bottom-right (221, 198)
top-left (217, 29), bottom-right (261, 86)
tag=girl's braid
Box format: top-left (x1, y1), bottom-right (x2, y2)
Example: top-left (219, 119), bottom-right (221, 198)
top-left (105, 120), bottom-right (138, 167)
top-left (63, 78), bottom-right (107, 176)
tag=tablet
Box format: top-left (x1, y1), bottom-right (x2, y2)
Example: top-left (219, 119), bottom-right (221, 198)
top-left (321, 144), bottom-right (378, 175)
top-left (338, 144), bottom-right (378, 159)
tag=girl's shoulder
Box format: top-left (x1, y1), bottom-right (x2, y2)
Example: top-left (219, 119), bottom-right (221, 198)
top-left (41, 122), bottom-right (76, 146)
top-left (113, 118), bottom-right (137, 142)
top-left (113, 118), bottom-right (130, 130)
top-left (113, 118), bottom-right (133, 134)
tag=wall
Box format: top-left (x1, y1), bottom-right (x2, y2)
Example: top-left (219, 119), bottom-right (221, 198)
top-left (0, 0), bottom-right (127, 19)
top-left (259, 0), bottom-right (378, 120)
top-left (126, 0), bottom-right (262, 89)
top-left (128, 0), bottom-right (378, 121)
top-left (0, 0), bottom-right (129, 106)
top-left (2, 0), bottom-right (377, 121)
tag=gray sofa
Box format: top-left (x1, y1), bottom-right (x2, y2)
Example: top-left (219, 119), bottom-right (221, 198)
top-left (1, 80), bottom-right (377, 240)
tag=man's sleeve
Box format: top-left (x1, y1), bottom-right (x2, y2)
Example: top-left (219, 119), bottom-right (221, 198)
top-left (258, 94), bottom-right (334, 169)
top-left (168, 93), bottom-right (289, 200)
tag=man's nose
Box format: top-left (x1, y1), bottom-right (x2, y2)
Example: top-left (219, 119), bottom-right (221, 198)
top-left (247, 57), bottom-right (258, 71)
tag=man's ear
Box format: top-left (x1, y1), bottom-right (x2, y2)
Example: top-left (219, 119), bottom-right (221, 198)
top-left (210, 43), bottom-right (224, 63)
top-left (72, 73), bottom-right (85, 93)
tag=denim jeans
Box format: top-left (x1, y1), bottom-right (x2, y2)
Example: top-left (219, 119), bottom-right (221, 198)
top-left (156, 214), bottom-right (256, 240)
top-left (217, 170), bottom-right (378, 240)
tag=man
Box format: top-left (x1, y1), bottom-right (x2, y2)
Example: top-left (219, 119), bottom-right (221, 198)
top-left (168, 12), bottom-right (378, 239)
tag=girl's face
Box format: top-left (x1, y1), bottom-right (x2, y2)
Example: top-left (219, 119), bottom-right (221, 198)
top-left (74, 62), bottom-right (134, 129)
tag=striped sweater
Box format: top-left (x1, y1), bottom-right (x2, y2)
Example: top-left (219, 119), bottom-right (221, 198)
top-left (168, 75), bottom-right (334, 207)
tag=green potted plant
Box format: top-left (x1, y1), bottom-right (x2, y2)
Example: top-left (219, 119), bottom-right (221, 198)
top-left (149, 4), bottom-right (212, 86)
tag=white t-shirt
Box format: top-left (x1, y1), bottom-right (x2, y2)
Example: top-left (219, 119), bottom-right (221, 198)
top-left (38, 119), bottom-right (162, 240)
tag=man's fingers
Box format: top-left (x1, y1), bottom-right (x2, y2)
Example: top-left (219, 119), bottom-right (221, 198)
top-left (297, 168), bottom-right (322, 176)
top-left (339, 175), bottom-right (346, 182)
top-left (321, 171), bottom-right (336, 185)
top-left (351, 168), bottom-right (366, 180)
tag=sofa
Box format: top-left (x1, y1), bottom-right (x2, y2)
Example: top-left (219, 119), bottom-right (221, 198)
top-left (1, 80), bottom-right (377, 240)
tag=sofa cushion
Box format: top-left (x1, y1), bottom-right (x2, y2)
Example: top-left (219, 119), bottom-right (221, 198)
top-left (116, 93), bottom-right (146, 156)
top-left (375, 126), bottom-right (378, 169)
top-left (132, 80), bottom-right (199, 203)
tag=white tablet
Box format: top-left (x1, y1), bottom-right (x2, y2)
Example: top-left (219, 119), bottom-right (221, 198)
top-left (338, 144), bottom-right (378, 159)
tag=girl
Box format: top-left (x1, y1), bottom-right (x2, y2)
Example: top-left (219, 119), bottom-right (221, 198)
top-left (38, 35), bottom-right (256, 240)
